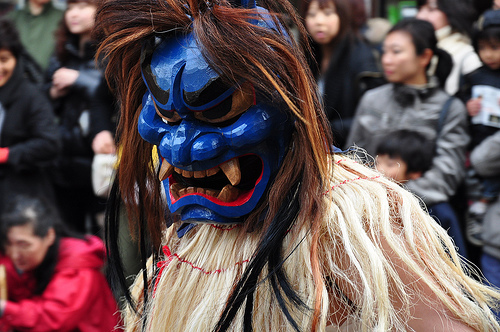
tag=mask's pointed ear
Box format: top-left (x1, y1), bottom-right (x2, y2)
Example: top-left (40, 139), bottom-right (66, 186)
top-left (242, 0), bottom-right (256, 8)
top-left (140, 36), bottom-right (162, 67)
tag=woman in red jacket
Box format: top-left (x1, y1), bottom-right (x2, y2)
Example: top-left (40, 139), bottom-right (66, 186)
top-left (0, 195), bottom-right (120, 331)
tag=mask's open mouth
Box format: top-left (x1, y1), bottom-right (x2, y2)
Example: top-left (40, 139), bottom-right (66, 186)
top-left (160, 155), bottom-right (263, 205)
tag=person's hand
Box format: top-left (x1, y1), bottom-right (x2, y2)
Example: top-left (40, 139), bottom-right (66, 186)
top-left (49, 84), bottom-right (69, 99)
top-left (466, 98), bottom-right (481, 117)
top-left (92, 130), bottom-right (116, 155)
top-left (50, 68), bottom-right (79, 99)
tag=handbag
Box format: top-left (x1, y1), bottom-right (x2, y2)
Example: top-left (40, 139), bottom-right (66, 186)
top-left (91, 153), bottom-right (117, 198)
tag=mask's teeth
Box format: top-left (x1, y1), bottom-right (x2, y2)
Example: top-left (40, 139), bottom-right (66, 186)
top-left (168, 158), bottom-right (243, 202)
top-left (206, 188), bottom-right (219, 197)
top-left (185, 187), bottom-right (196, 194)
top-left (178, 187), bottom-right (187, 197)
top-left (170, 183), bottom-right (183, 200)
top-left (220, 158), bottom-right (241, 186)
top-left (206, 167), bottom-right (219, 177)
top-left (217, 184), bottom-right (240, 202)
top-left (194, 169), bottom-right (207, 178)
top-left (159, 159), bottom-right (174, 181)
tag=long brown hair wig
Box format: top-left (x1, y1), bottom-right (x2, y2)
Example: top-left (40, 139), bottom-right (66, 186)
top-left (94, 0), bottom-right (333, 329)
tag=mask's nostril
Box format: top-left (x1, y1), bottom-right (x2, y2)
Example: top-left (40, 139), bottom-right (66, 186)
top-left (190, 133), bottom-right (228, 162)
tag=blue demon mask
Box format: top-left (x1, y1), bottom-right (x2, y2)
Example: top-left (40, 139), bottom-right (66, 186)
top-left (138, 27), bottom-right (293, 224)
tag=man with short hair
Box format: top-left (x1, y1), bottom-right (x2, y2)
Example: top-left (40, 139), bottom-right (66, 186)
top-left (8, 0), bottom-right (63, 71)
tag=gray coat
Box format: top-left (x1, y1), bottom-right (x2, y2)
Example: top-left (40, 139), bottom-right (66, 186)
top-left (470, 131), bottom-right (500, 259)
top-left (346, 82), bottom-right (469, 205)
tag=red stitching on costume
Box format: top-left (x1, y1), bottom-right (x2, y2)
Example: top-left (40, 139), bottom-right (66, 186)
top-left (171, 253), bottom-right (250, 275)
top-left (210, 224), bottom-right (240, 231)
top-left (154, 246), bottom-right (174, 294)
top-left (335, 159), bottom-right (358, 164)
top-left (154, 245), bottom-right (250, 281)
top-left (323, 175), bottom-right (381, 195)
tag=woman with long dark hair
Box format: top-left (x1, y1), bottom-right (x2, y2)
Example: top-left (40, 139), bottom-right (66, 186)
top-left (300, 0), bottom-right (384, 147)
top-left (95, 1), bottom-right (500, 331)
top-left (47, 0), bottom-right (107, 234)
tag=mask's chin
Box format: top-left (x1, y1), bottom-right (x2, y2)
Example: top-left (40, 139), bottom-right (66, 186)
top-left (180, 206), bottom-right (242, 224)
top-left (162, 154), bottom-right (269, 223)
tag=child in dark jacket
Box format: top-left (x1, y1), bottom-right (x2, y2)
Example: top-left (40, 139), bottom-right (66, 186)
top-left (375, 130), bottom-right (468, 258)
top-left (459, 9), bottom-right (500, 246)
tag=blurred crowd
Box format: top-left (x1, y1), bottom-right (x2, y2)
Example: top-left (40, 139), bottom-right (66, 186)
top-left (0, 0), bottom-right (120, 330)
top-left (302, 0), bottom-right (500, 309)
top-left (0, 0), bottom-right (499, 330)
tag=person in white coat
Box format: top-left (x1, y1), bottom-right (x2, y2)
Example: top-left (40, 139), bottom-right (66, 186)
top-left (417, 0), bottom-right (482, 95)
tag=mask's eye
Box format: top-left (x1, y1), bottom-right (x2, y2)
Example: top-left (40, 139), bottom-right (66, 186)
top-left (154, 102), bottom-right (181, 125)
top-left (194, 82), bottom-right (255, 126)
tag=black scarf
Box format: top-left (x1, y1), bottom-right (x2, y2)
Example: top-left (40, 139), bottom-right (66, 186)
top-left (393, 76), bottom-right (440, 108)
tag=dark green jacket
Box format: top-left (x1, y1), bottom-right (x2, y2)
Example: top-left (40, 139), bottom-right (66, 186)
top-left (8, 3), bottom-right (63, 71)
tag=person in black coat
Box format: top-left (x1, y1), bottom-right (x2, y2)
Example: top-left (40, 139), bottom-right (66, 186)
top-left (0, 18), bottom-right (60, 215)
top-left (47, 0), bottom-right (106, 234)
top-left (89, 77), bottom-right (118, 154)
top-left (300, 0), bottom-right (385, 147)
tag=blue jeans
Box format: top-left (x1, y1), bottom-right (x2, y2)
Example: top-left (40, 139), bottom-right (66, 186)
top-left (428, 203), bottom-right (468, 258)
top-left (483, 177), bottom-right (500, 201)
